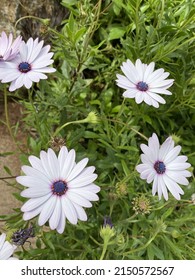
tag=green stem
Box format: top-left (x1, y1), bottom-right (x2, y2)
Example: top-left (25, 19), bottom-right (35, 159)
top-left (108, 118), bottom-right (148, 141)
top-left (119, 213), bottom-right (137, 224)
top-left (123, 230), bottom-right (159, 256)
top-left (53, 119), bottom-right (87, 138)
top-left (100, 241), bottom-right (108, 260)
top-left (0, 176), bottom-right (17, 180)
top-left (81, 0), bottom-right (102, 62)
top-left (15, 15), bottom-right (49, 29)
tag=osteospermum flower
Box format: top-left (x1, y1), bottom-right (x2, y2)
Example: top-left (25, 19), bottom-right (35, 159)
top-left (136, 133), bottom-right (191, 200)
top-left (0, 37), bottom-right (56, 91)
top-left (0, 31), bottom-right (22, 61)
top-left (16, 146), bottom-right (100, 234)
top-left (116, 59), bottom-right (174, 108)
top-left (0, 233), bottom-right (18, 260)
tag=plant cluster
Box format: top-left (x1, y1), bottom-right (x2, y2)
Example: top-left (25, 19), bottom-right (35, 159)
top-left (0, 0), bottom-right (195, 260)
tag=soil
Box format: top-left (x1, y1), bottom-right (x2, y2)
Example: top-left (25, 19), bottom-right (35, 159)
top-left (0, 101), bottom-right (24, 231)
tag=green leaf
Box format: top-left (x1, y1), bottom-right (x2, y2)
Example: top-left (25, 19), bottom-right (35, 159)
top-left (121, 159), bottom-right (130, 176)
top-left (108, 26), bottom-right (126, 40)
top-left (73, 27), bottom-right (86, 43)
top-left (3, 165), bottom-right (12, 176)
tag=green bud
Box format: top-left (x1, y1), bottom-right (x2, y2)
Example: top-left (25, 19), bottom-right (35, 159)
top-left (85, 111), bottom-right (99, 124)
top-left (170, 134), bottom-right (181, 144)
top-left (100, 225), bottom-right (115, 243)
top-left (40, 18), bottom-right (50, 26)
top-left (171, 230), bottom-right (180, 238)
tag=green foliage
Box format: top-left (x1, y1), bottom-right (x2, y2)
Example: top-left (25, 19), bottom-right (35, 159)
top-left (1, 0), bottom-right (195, 260)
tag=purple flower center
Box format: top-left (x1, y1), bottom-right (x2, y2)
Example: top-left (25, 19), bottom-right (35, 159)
top-left (136, 81), bottom-right (148, 92)
top-left (154, 161), bottom-right (166, 174)
top-left (52, 180), bottom-right (68, 196)
top-left (18, 62), bottom-right (31, 73)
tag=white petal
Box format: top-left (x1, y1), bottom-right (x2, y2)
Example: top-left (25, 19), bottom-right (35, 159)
top-left (61, 196), bottom-right (78, 224)
top-left (159, 136), bottom-right (174, 161)
top-left (140, 168), bottom-right (154, 180)
top-left (72, 203), bottom-right (87, 221)
top-left (58, 146), bottom-right (68, 174)
top-left (163, 174), bottom-right (184, 200)
top-left (23, 73), bottom-right (33, 89)
top-left (140, 154), bottom-right (153, 165)
top-left (121, 60), bottom-right (139, 83)
top-left (69, 188), bottom-right (99, 201)
top-left (60, 149), bottom-right (75, 179)
top-left (67, 158), bottom-right (89, 181)
top-left (150, 98), bottom-right (159, 108)
top-left (166, 171), bottom-right (189, 186)
top-left (123, 89), bottom-right (139, 98)
top-left (17, 175), bottom-right (50, 189)
top-left (167, 155), bottom-right (188, 164)
top-left (23, 204), bottom-right (44, 220)
top-left (80, 183), bottom-right (100, 193)
top-left (152, 175), bottom-right (158, 195)
top-left (49, 197), bottom-right (62, 230)
top-left (66, 191), bottom-right (92, 207)
top-left (136, 163), bottom-right (150, 173)
top-left (26, 38), bottom-right (34, 61)
top-left (27, 71), bottom-right (40, 82)
top-left (21, 186), bottom-right (51, 198)
top-left (166, 162), bottom-right (191, 171)
top-left (150, 88), bottom-right (172, 95)
top-left (164, 146), bottom-right (181, 164)
top-left (144, 61), bottom-right (155, 81)
top-left (19, 41), bottom-right (28, 61)
top-left (21, 165), bottom-right (51, 184)
top-left (1, 71), bottom-right (20, 83)
top-left (40, 151), bottom-right (53, 180)
top-left (56, 209), bottom-right (66, 234)
top-left (143, 94), bottom-right (153, 106)
top-left (147, 91), bottom-right (166, 104)
top-left (135, 59), bottom-right (144, 80)
top-left (140, 143), bottom-right (156, 163)
top-left (0, 234), bottom-right (6, 251)
top-left (135, 92), bottom-right (144, 104)
top-left (38, 196), bottom-right (57, 226)
top-left (34, 67), bottom-right (56, 73)
top-left (0, 241), bottom-right (16, 260)
top-left (33, 59), bottom-right (54, 68)
top-left (158, 176), bottom-right (168, 200)
top-left (15, 74), bottom-right (25, 89)
top-left (147, 68), bottom-right (165, 84)
top-left (29, 39), bottom-right (44, 62)
top-left (28, 155), bottom-right (46, 174)
top-left (146, 170), bottom-right (156, 183)
top-left (150, 79), bottom-right (174, 88)
top-left (148, 133), bottom-right (160, 160)
top-left (21, 193), bottom-right (52, 212)
top-left (68, 173), bottom-right (97, 188)
top-left (47, 148), bottom-right (60, 180)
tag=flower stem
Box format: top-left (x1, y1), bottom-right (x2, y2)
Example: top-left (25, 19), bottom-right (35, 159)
top-left (123, 230), bottom-right (159, 256)
top-left (100, 241), bottom-right (108, 260)
top-left (53, 119), bottom-right (86, 138)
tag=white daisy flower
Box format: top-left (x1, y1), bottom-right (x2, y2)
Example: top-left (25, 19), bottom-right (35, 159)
top-left (116, 59), bottom-right (174, 108)
top-left (0, 31), bottom-right (22, 61)
top-left (16, 146), bottom-right (100, 234)
top-left (0, 233), bottom-right (18, 260)
top-left (0, 37), bottom-right (56, 91)
top-left (136, 133), bottom-right (191, 200)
